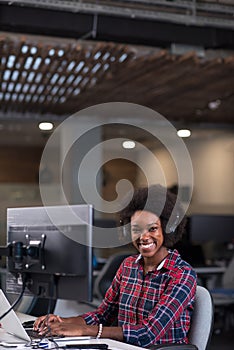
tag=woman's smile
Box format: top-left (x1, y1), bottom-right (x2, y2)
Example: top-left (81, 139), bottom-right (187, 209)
top-left (138, 240), bottom-right (156, 250)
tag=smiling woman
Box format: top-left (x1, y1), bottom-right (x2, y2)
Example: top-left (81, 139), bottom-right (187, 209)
top-left (119, 185), bottom-right (187, 249)
top-left (34, 184), bottom-right (197, 348)
top-left (130, 210), bottom-right (168, 274)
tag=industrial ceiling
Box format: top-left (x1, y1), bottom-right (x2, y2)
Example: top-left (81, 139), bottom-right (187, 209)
top-left (0, 0), bottom-right (233, 128)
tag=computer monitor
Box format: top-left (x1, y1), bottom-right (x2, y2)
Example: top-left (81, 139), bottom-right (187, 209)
top-left (6, 204), bottom-right (93, 302)
top-left (188, 214), bottom-right (234, 243)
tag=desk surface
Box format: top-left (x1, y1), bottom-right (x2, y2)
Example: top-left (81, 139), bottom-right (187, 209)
top-left (0, 335), bottom-right (143, 350)
top-left (0, 313), bottom-right (143, 350)
top-left (194, 266), bottom-right (226, 274)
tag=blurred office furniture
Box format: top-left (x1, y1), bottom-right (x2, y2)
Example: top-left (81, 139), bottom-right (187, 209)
top-left (176, 242), bottom-right (206, 268)
top-left (185, 214), bottom-right (234, 288)
top-left (54, 298), bottom-right (96, 317)
top-left (188, 214), bottom-right (234, 245)
top-left (195, 266), bottom-right (226, 289)
top-left (209, 255), bottom-right (234, 332)
top-left (221, 255), bottom-right (234, 290)
top-left (149, 286), bottom-right (214, 350)
top-left (93, 252), bottom-right (131, 300)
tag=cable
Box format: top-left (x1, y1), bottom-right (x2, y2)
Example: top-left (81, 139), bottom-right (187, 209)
top-left (0, 273), bottom-right (27, 321)
top-left (47, 274), bottom-right (56, 315)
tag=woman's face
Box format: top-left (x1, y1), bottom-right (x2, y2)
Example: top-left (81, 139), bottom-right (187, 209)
top-left (131, 210), bottom-right (165, 258)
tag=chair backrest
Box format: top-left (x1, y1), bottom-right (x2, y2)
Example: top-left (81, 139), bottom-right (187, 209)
top-left (188, 285), bottom-right (214, 350)
top-left (94, 252), bottom-right (131, 300)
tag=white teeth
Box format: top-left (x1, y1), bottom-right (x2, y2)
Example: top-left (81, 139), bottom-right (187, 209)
top-left (140, 242), bottom-right (154, 249)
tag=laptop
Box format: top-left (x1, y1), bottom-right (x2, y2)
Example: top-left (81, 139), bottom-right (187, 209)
top-left (0, 289), bottom-right (92, 344)
top-left (0, 289), bottom-right (34, 343)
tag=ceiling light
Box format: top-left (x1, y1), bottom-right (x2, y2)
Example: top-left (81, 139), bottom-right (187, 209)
top-left (122, 140), bottom-right (136, 149)
top-left (38, 122), bottom-right (54, 131)
top-left (208, 99), bottom-right (221, 110)
top-left (177, 129), bottom-right (191, 138)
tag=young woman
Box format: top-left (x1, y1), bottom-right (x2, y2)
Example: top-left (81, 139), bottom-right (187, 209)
top-left (34, 184), bottom-right (197, 348)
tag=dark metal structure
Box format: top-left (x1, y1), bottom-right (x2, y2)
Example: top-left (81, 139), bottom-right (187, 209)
top-left (0, 1), bottom-right (234, 125)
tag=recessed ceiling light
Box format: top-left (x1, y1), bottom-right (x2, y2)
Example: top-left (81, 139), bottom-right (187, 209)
top-left (38, 122), bottom-right (54, 131)
top-left (122, 140), bottom-right (136, 149)
top-left (177, 129), bottom-right (191, 138)
top-left (208, 99), bottom-right (221, 110)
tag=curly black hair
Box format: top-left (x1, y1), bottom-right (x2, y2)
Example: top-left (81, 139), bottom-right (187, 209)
top-left (119, 184), bottom-right (187, 248)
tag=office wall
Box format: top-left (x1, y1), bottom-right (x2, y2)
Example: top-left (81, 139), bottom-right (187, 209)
top-left (0, 146), bottom-right (61, 251)
top-left (0, 146), bottom-right (41, 249)
top-left (0, 146), bottom-right (42, 183)
top-left (188, 133), bottom-right (234, 214)
top-left (0, 128), bottom-right (233, 244)
top-left (136, 130), bottom-right (234, 214)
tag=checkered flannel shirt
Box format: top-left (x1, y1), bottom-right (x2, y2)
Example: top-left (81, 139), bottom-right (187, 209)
top-left (82, 249), bottom-right (197, 347)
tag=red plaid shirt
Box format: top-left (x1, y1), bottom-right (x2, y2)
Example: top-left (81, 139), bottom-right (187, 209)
top-left (82, 249), bottom-right (197, 347)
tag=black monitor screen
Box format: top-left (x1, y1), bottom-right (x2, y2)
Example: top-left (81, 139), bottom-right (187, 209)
top-left (6, 205), bottom-right (93, 302)
top-left (189, 214), bottom-right (234, 243)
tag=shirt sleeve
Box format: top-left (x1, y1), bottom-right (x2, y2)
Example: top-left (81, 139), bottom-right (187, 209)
top-left (122, 266), bottom-right (197, 347)
top-left (81, 263), bottom-right (123, 326)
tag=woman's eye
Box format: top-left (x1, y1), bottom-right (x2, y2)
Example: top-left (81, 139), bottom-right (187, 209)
top-left (131, 229), bottom-right (141, 235)
top-left (149, 226), bottom-right (158, 232)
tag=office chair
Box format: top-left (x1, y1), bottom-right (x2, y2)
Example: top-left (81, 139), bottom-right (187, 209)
top-left (93, 252), bottom-right (131, 300)
top-left (148, 286), bottom-right (214, 350)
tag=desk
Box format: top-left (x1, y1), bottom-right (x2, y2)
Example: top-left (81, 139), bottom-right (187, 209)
top-left (194, 266), bottom-right (226, 288)
top-left (194, 266), bottom-right (226, 274)
top-left (0, 336), bottom-right (143, 350)
top-left (0, 314), bottom-right (143, 350)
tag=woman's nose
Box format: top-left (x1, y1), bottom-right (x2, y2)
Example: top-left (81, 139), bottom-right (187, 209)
top-left (140, 229), bottom-right (150, 239)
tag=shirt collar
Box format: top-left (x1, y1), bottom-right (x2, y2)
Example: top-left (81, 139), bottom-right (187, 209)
top-left (135, 249), bottom-right (179, 271)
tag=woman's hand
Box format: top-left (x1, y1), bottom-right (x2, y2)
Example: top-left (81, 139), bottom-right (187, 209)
top-left (35, 317), bottom-right (124, 341)
top-left (33, 314), bottom-right (63, 331)
top-left (34, 314), bottom-right (87, 336)
top-left (38, 321), bottom-right (87, 337)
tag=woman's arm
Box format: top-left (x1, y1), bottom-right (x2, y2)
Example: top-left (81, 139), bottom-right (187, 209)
top-left (81, 262), bottom-right (124, 326)
top-left (33, 268), bottom-right (121, 333)
top-left (34, 261), bottom-right (124, 339)
top-left (37, 320), bottom-right (124, 341)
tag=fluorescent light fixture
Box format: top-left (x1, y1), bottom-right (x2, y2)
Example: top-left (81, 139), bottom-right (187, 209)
top-left (122, 140), bottom-right (136, 149)
top-left (38, 122), bottom-right (54, 131)
top-left (177, 129), bottom-right (191, 138)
